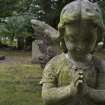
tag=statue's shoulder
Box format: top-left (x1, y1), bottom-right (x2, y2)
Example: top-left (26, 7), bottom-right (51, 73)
top-left (46, 53), bottom-right (66, 67)
top-left (44, 53), bottom-right (67, 73)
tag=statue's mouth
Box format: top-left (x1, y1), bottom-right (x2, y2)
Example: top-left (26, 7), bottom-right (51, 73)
top-left (75, 48), bottom-right (81, 52)
top-left (73, 48), bottom-right (89, 54)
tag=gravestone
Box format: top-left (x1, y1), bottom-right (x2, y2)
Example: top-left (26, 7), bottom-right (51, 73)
top-left (32, 40), bottom-right (43, 63)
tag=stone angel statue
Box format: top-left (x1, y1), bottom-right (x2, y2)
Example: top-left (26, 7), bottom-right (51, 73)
top-left (31, 0), bottom-right (105, 105)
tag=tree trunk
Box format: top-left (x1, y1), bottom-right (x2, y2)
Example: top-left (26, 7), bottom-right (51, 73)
top-left (24, 36), bottom-right (33, 51)
top-left (17, 37), bottom-right (24, 50)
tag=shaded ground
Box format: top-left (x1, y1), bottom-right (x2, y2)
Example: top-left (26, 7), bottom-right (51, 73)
top-left (0, 50), bottom-right (43, 105)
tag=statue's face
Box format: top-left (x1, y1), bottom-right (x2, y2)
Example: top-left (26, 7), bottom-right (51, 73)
top-left (64, 20), bottom-right (97, 56)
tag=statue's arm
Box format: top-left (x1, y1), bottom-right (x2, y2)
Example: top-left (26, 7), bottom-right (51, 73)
top-left (86, 59), bottom-right (105, 104)
top-left (42, 82), bottom-right (75, 105)
top-left (40, 58), bottom-right (78, 105)
top-left (87, 87), bottom-right (105, 103)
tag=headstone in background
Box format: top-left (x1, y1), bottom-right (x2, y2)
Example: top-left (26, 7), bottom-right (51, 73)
top-left (32, 40), bottom-right (43, 63)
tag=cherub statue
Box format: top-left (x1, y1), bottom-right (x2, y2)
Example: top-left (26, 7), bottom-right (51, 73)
top-left (32, 0), bottom-right (105, 105)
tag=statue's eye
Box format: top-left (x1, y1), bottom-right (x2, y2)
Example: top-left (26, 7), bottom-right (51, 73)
top-left (84, 36), bottom-right (95, 43)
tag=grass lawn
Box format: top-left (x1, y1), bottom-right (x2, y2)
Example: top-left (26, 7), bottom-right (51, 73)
top-left (0, 50), bottom-right (43, 105)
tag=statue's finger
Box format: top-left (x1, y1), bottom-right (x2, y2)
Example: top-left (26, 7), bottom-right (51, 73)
top-left (74, 71), bottom-right (83, 81)
top-left (74, 75), bottom-right (84, 87)
top-left (75, 80), bottom-right (83, 87)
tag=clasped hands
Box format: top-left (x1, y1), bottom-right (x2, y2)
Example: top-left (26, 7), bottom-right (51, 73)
top-left (70, 70), bottom-right (90, 96)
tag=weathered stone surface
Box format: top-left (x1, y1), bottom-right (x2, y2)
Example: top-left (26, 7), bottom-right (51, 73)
top-left (32, 39), bottom-right (61, 67)
top-left (40, 0), bottom-right (105, 105)
top-left (32, 40), bottom-right (43, 64)
top-left (31, 19), bottom-right (62, 66)
top-left (31, 19), bottom-right (59, 40)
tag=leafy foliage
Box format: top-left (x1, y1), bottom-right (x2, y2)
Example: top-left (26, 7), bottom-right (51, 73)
top-left (0, 16), bottom-right (32, 39)
top-left (99, 1), bottom-right (105, 24)
top-left (0, 0), bottom-right (105, 48)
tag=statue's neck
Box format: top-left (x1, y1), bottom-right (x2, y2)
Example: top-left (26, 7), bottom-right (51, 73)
top-left (66, 52), bottom-right (93, 66)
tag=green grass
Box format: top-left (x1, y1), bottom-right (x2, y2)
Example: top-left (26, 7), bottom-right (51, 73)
top-left (0, 51), bottom-right (43, 105)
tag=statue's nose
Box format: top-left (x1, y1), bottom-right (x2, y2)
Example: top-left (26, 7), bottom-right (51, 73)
top-left (76, 44), bottom-right (86, 51)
